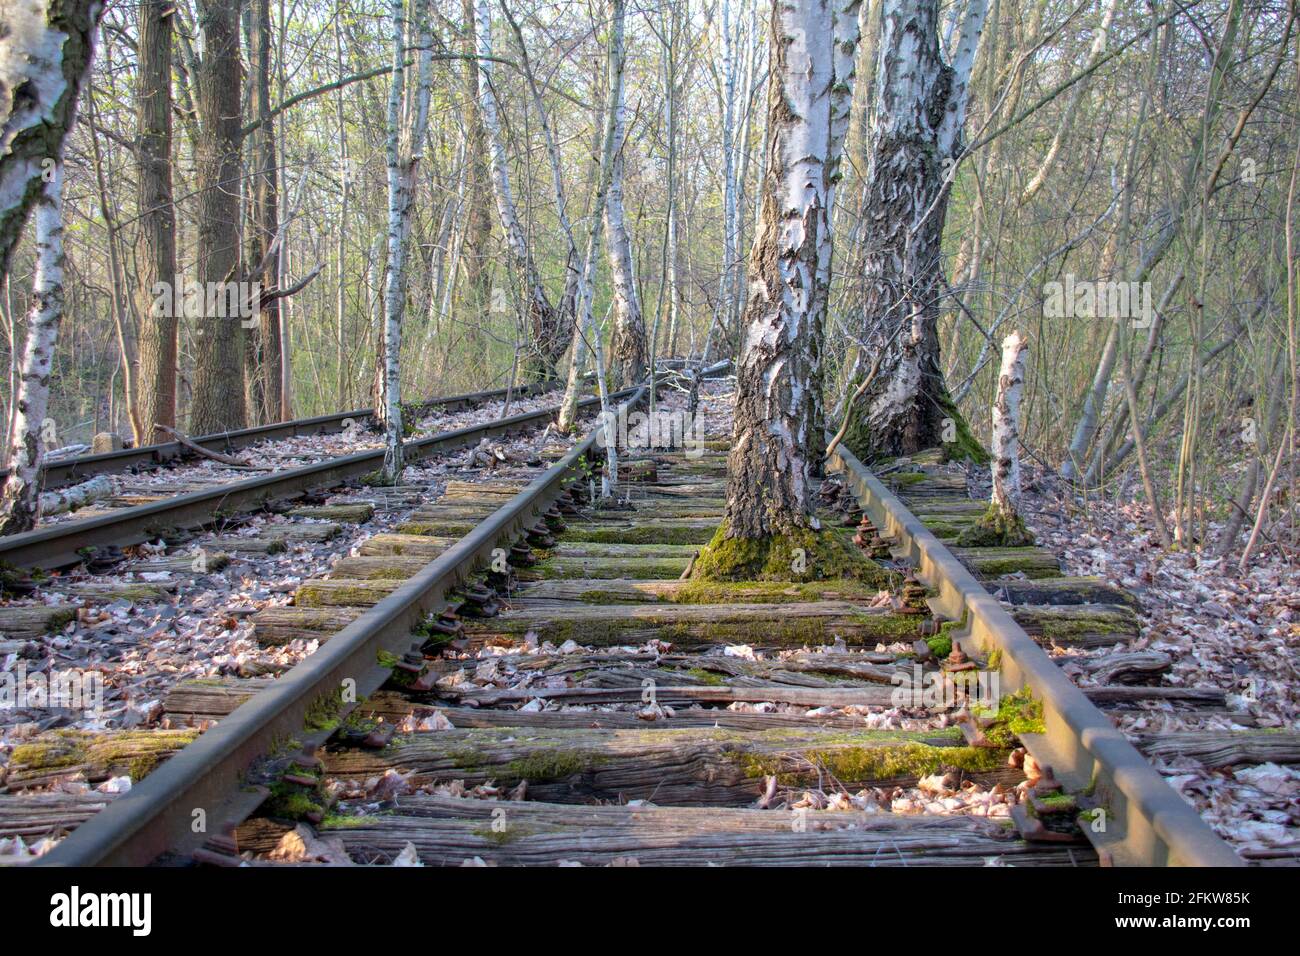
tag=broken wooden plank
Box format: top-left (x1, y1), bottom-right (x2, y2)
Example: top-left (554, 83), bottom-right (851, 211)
top-left (252, 605), bottom-right (365, 645)
top-left (318, 726), bottom-right (1012, 806)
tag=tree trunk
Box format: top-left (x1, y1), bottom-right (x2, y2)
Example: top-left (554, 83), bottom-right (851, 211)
top-left (0, 0), bottom-right (102, 280)
top-left (245, 0), bottom-right (282, 425)
top-left (459, 0), bottom-right (493, 381)
top-left (839, 0), bottom-right (988, 463)
top-left (379, 0), bottom-right (434, 482)
top-left (132, 0), bottom-right (175, 445)
top-left (701, 0), bottom-right (835, 567)
top-left (473, 0), bottom-right (565, 377)
top-left (604, 48), bottom-right (646, 390)
top-left (0, 169), bottom-right (67, 534)
top-left (556, 0), bottom-right (627, 440)
top-left (189, 0), bottom-right (246, 434)
top-left (956, 331), bottom-right (1033, 548)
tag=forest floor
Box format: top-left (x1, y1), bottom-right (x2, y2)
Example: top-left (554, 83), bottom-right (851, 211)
top-left (1017, 469), bottom-right (1300, 856)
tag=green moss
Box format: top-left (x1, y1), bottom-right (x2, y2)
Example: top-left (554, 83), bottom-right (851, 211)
top-left (1032, 613), bottom-right (1130, 642)
top-left (43, 608), bottom-right (76, 633)
top-left (295, 581), bottom-right (393, 607)
top-left (955, 502), bottom-right (1036, 548)
top-left (322, 813), bottom-right (386, 829)
top-left (303, 691), bottom-right (344, 733)
top-left (1036, 792), bottom-right (1076, 811)
top-left (689, 521), bottom-right (892, 586)
top-left (564, 524), bottom-right (716, 545)
top-left (981, 687), bottom-right (1046, 748)
top-left (887, 472), bottom-right (930, 487)
top-left (936, 391), bottom-right (991, 464)
top-left (926, 634), bottom-right (953, 659)
top-left (264, 782), bottom-right (326, 821)
top-left (673, 577), bottom-right (894, 604)
top-left (504, 750), bottom-right (592, 781)
top-left (10, 729), bottom-right (199, 778)
top-left (525, 557), bottom-right (689, 580)
top-left (741, 742), bottom-right (1008, 784)
top-left (684, 667), bottom-right (725, 686)
top-left (471, 824), bottom-right (531, 845)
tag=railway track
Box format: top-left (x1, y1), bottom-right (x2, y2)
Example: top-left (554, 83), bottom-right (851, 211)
top-left (9, 383), bottom-right (558, 492)
top-left (0, 365), bottom-right (1258, 866)
top-left (0, 387), bottom-right (616, 571)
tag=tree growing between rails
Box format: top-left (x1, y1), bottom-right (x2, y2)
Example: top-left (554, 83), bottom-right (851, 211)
top-left (956, 331), bottom-right (1034, 548)
top-left (692, 0), bottom-right (880, 584)
top-left (835, 0), bottom-right (989, 464)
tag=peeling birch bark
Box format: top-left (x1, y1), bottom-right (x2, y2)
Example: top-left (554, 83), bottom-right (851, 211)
top-left (0, 0), bottom-right (102, 279)
top-left (716, 0), bottom-right (834, 541)
top-left (379, 0), bottom-right (434, 483)
top-left (839, 0), bottom-right (988, 462)
top-left (956, 331), bottom-right (1033, 547)
top-left (0, 167), bottom-right (67, 534)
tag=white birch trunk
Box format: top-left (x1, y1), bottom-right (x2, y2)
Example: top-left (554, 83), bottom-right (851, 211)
top-left (708, 0), bottom-right (738, 361)
top-left (473, 0), bottom-right (562, 372)
top-left (557, 0), bottom-right (628, 443)
top-left (604, 37), bottom-right (646, 390)
top-left (0, 166), bottom-right (67, 534)
top-left (990, 331), bottom-right (1028, 517)
top-left (38, 474), bottom-right (111, 517)
top-left (718, 0), bottom-right (834, 541)
top-left (380, 0), bottom-right (433, 482)
top-left (0, 0), bottom-right (102, 278)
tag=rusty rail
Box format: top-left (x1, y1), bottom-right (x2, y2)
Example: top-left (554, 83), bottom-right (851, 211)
top-left (827, 443), bottom-right (1242, 867)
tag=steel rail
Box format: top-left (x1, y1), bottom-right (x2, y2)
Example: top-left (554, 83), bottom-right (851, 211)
top-left (11, 382), bottom-right (556, 490)
top-left (39, 385), bottom-right (652, 867)
top-left (827, 443), bottom-right (1243, 867)
top-left (0, 388), bottom-right (635, 571)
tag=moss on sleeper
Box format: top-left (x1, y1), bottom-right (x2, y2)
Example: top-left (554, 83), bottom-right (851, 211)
top-left (740, 742), bottom-right (1008, 785)
top-left (673, 577), bottom-right (895, 605)
top-left (683, 667), bottom-right (725, 686)
top-left (10, 728), bottom-right (200, 781)
top-left (565, 524), bottom-right (717, 545)
top-left (976, 687), bottom-right (1046, 748)
top-left (689, 521), bottom-right (893, 587)
top-left (955, 502), bottom-right (1037, 548)
top-left (504, 750), bottom-right (594, 781)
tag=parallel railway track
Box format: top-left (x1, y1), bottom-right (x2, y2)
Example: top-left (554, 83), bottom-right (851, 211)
top-left (0, 364), bottom-right (1256, 867)
top-left (11, 382), bottom-right (555, 491)
top-left (0, 386), bottom-right (617, 570)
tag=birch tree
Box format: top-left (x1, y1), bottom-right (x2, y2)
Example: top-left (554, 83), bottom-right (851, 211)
top-left (557, 0), bottom-right (626, 438)
top-left (379, 0), bottom-right (434, 483)
top-left (956, 331), bottom-right (1034, 547)
top-left (474, 0), bottom-right (567, 377)
top-left (0, 0), bottom-right (102, 282)
top-left (692, 0), bottom-right (871, 581)
top-left (836, 0), bottom-right (988, 462)
top-left (604, 26), bottom-right (647, 390)
top-left (0, 165), bottom-right (68, 534)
